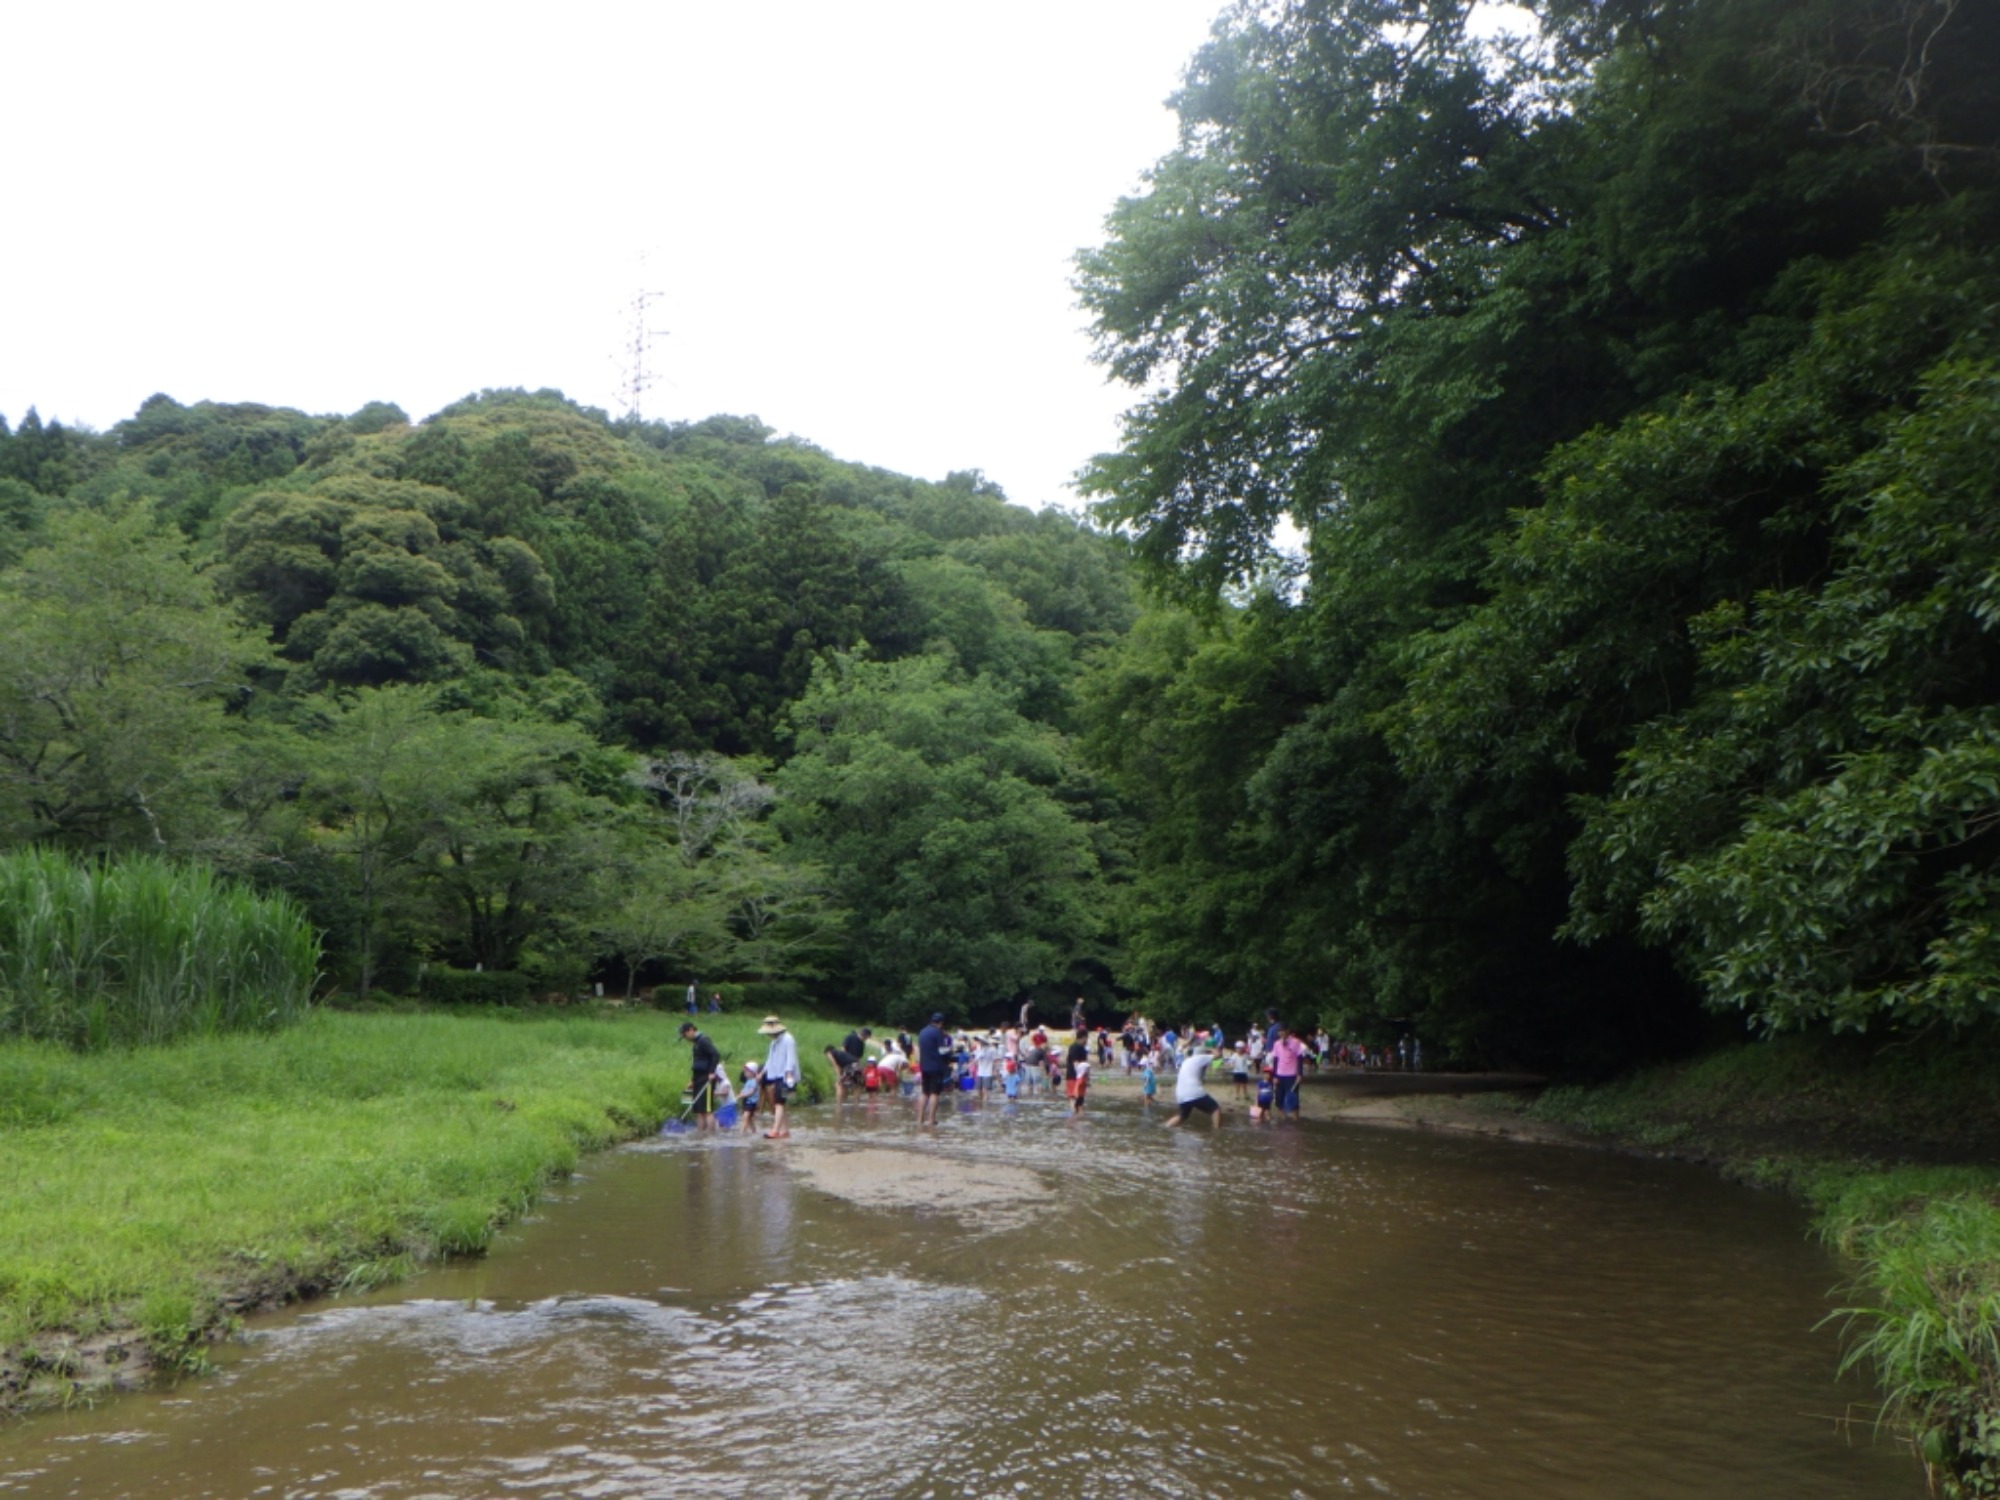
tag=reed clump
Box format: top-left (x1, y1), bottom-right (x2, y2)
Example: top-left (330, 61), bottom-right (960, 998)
top-left (1819, 1181), bottom-right (2000, 1499)
top-left (0, 849), bottom-right (318, 1049)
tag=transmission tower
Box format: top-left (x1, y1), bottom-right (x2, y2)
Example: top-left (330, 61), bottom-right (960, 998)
top-left (615, 281), bottom-right (669, 422)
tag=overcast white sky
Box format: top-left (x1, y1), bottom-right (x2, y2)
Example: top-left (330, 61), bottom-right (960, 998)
top-left (3, 0), bottom-right (1237, 512)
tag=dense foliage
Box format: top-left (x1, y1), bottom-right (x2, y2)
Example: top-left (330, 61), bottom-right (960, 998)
top-left (0, 392), bottom-right (1133, 1023)
top-left (7, 0), bottom-right (1994, 1069)
top-left (1076, 0), bottom-right (2000, 1065)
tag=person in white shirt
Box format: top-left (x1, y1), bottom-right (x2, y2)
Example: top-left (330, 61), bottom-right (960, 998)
top-left (877, 1045), bottom-right (905, 1097)
top-left (758, 1016), bottom-right (800, 1139)
top-left (1166, 1037), bottom-right (1224, 1130)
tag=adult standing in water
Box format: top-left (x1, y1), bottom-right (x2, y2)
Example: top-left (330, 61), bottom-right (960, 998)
top-left (758, 1015), bottom-right (800, 1139)
top-left (679, 1021), bottom-right (722, 1133)
top-left (916, 1011), bottom-right (951, 1127)
top-left (1270, 1026), bottom-right (1307, 1120)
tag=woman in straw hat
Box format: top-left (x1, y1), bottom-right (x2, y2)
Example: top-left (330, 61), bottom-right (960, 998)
top-left (758, 1016), bottom-right (800, 1139)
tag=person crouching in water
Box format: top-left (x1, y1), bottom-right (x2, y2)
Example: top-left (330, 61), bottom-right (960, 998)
top-left (825, 1043), bottom-right (859, 1103)
top-left (1166, 1035), bottom-right (1224, 1130)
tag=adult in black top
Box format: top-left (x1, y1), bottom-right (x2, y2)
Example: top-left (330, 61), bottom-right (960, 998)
top-left (825, 1045), bottom-right (860, 1102)
top-left (915, 1015), bottom-right (951, 1127)
top-left (680, 1022), bottom-right (722, 1132)
top-left (1066, 1036), bottom-right (1089, 1079)
top-left (841, 1027), bottom-right (871, 1060)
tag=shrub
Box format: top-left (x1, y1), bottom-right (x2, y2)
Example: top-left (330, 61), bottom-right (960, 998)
top-left (417, 967), bottom-right (532, 1007)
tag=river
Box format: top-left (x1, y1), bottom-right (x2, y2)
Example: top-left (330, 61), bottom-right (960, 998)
top-left (0, 1083), bottom-right (1923, 1498)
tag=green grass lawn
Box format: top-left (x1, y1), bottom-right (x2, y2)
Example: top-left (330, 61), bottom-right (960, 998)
top-left (0, 1006), bottom-right (848, 1394)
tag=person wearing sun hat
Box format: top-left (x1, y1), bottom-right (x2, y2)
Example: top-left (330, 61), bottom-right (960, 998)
top-left (758, 1016), bottom-right (799, 1139)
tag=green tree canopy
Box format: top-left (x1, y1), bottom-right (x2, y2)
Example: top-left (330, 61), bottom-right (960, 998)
top-left (776, 653), bottom-right (1100, 1026)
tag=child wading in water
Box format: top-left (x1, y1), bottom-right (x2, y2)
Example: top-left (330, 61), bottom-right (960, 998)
top-left (1140, 1058), bottom-right (1157, 1108)
top-left (738, 1061), bottom-right (762, 1134)
top-left (1249, 1071), bottom-right (1274, 1123)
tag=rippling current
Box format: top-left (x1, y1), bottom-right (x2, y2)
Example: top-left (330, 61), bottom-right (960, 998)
top-left (0, 1086), bottom-right (1923, 1498)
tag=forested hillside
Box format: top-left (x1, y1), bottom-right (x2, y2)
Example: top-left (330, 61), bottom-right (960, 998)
top-left (5, 0), bottom-right (1995, 1076)
top-left (1075, 0), bottom-right (2000, 1069)
top-left (0, 394), bottom-right (1136, 1027)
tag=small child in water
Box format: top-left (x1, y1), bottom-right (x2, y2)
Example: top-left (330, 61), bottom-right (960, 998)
top-left (738, 1061), bottom-right (762, 1134)
top-left (1140, 1059), bottom-right (1157, 1106)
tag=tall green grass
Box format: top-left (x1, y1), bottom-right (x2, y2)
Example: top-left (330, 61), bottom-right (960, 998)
top-left (0, 850), bottom-right (318, 1049)
top-left (1817, 1179), bottom-right (2000, 1497)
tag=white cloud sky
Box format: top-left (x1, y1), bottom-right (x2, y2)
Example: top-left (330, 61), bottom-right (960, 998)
top-left (3, 0), bottom-right (1232, 511)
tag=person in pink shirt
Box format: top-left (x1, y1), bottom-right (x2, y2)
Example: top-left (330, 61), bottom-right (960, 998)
top-left (1269, 1027), bottom-right (1308, 1119)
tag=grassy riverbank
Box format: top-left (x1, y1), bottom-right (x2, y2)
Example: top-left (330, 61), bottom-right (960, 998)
top-left (0, 1006), bottom-right (843, 1412)
top-left (1510, 1033), bottom-right (2000, 1498)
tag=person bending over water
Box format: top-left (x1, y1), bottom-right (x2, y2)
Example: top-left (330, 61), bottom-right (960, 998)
top-left (1166, 1037), bottom-right (1224, 1130)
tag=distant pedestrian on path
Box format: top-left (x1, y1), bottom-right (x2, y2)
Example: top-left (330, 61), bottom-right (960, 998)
top-left (758, 1016), bottom-right (799, 1139)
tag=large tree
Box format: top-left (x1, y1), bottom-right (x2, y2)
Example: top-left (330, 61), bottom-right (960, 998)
top-left (775, 653), bottom-right (1100, 1025)
top-left (0, 507), bottom-right (273, 853)
top-left (1076, 0), bottom-right (2000, 1061)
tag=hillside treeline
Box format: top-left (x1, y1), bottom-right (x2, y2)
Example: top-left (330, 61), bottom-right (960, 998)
top-left (0, 394), bottom-right (1136, 1028)
top-left (1074, 0), bottom-right (2000, 1068)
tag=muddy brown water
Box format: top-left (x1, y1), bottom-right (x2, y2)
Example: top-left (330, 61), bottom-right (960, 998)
top-left (0, 1086), bottom-right (1924, 1499)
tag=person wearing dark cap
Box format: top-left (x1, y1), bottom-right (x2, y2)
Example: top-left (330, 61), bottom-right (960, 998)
top-left (916, 1011), bottom-right (951, 1127)
top-left (679, 1021), bottom-right (721, 1133)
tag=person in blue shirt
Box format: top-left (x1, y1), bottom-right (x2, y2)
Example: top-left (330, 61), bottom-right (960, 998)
top-left (916, 1012), bottom-right (951, 1127)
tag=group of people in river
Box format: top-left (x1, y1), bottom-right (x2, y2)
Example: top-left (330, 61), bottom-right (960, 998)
top-left (675, 1006), bottom-right (1423, 1137)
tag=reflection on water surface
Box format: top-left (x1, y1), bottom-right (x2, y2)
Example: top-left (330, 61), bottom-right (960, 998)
top-left (0, 1091), bottom-right (1922, 1498)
